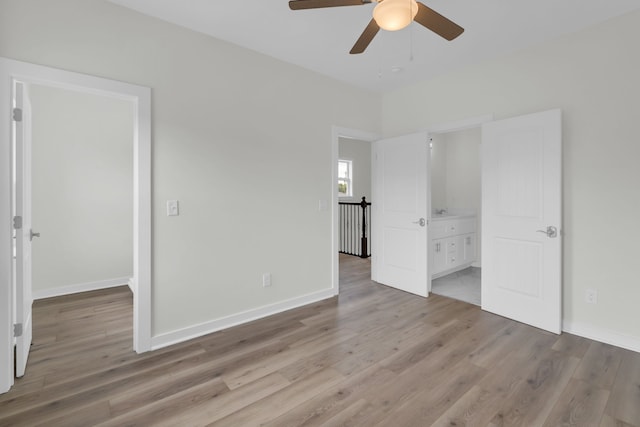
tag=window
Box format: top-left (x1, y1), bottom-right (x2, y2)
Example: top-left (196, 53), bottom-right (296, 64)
top-left (338, 159), bottom-right (352, 198)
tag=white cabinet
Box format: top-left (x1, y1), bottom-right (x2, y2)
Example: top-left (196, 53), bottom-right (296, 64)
top-left (431, 216), bottom-right (477, 278)
top-left (462, 233), bottom-right (476, 264)
top-left (433, 239), bottom-right (447, 274)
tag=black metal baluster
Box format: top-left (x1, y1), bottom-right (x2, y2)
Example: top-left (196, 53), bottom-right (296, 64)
top-left (360, 197), bottom-right (368, 258)
top-left (338, 197), bottom-right (372, 258)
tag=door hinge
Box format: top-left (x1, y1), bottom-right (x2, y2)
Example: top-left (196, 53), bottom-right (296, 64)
top-left (13, 215), bottom-right (22, 230)
top-left (14, 323), bottom-right (23, 338)
top-left (13, 108), bottom-right (23, 122)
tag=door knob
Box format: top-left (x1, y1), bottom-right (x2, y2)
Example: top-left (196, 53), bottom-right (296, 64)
top-left (413, 218), bottom-right (426, 227)
top-left (30, 230), bottom-right (40, 241)
top-left (536, 226), bottom-right (557, 238)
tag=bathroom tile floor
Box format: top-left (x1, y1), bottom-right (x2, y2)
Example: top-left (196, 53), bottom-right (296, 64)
top-left (431, 267), bottom-right (481, 306)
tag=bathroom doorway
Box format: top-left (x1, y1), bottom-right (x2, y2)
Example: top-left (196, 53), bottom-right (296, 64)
top-left (429, 127), bottom-right (482, 306)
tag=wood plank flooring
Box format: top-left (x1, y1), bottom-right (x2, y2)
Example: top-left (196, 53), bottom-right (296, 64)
top-left (1, 254), bottom-right (639, 426)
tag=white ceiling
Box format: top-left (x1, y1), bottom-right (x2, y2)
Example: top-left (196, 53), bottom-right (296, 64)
top-left (107, 0), bottom-right (640, 92)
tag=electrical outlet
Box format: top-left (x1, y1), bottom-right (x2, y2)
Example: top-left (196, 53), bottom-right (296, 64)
top-left (585, 289), bottom-right (598, 304)
top-left (262, 273), bottom-right (272, 288)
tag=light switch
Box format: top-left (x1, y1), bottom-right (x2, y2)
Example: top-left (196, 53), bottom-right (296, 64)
top-left (318, 199), bottom-right (328, 212)
top-left (167, 200), bottom-right (179, 216)
top-left (262, 273), bottom-right (272, 287)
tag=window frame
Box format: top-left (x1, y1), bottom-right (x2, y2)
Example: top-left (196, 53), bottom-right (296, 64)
top-left (338, 159), bottom-right (353, 199)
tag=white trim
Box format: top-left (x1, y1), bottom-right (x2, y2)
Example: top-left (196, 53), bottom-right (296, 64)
top-left (151, 288), bottom-right (336, 350)
top-left (331, 126), bottom-right (378, 295)
top-left (32, 277), bottom-right (132, 300)
top-left (1, 57), bottom-right (152, 393)
top-left (563, 320), bottom-right (640, 353)
top-left (127, 277), bottom-right (134, 292)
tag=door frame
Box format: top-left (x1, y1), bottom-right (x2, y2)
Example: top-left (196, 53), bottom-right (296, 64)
top-left (331, 126), bottom-right (378, 294)
top-left (425, 114), bottom-right (493, 292)
top-left (0, 57), bottom-right (152, 393)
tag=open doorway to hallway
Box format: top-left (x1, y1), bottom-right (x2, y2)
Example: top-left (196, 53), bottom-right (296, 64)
top-left (337, 137), bottom-right (373, 277)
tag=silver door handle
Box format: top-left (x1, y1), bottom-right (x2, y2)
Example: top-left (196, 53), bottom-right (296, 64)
top-left (30, 230), bottom-right (40, 241)
top-left (413, 218), bottom-right (426, 227)
top-left (536, 226), bottom-right (557, 238)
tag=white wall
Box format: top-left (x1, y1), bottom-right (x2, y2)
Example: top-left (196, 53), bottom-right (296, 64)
top-left (429, 134), bottom-right (447, 211)
top-left (383, 10), bottom-right (640, 346)
top-left (29, 84), bottom-right (133, 295)
top-left (338, 137), bottom-right (372, 203)
top-left (443, 128), bottom-right (481, 217)
top-left (0, 0), bottom-right (380, 338)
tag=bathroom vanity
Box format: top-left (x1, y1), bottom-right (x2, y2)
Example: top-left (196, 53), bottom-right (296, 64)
top-left (431, 214), bottom-right (477, 278)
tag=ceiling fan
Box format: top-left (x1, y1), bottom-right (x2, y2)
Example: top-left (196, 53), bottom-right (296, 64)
top-left (288, 0), bottom-right (464, 54)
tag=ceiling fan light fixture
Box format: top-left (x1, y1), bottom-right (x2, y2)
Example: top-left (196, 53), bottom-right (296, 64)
top-left (373, 0), bottom-right (418, 32)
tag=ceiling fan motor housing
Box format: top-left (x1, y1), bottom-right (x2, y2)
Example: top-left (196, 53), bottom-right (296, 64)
top-left (373, 0), bottom-right (419, 31)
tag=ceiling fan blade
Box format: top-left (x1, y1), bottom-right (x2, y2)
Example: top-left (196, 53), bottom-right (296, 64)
top-left (289, 0), bottom-right (365, 10)
top-left (414, 2), bottom-right (464, 41)
top-left (350, 19), bottom-right (380, 54)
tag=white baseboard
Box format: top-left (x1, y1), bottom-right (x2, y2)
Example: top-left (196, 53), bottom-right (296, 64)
top-left (563, 320), bottom-right (640, 353)
top-left (127, 277), bottom-right (135, 293)
top-left (33, 276), bottom-right (132, 300)
top-left (432, 262), bottom-right (474, 280)
top-left (151, 288), bottom-right (337, 351)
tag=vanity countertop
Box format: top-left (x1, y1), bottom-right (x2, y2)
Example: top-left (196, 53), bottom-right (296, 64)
top-left (431, 213), bottom-right (475, 221)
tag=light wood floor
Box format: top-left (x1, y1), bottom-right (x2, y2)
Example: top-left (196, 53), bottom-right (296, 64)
top-left (1, 255), bottom-right (639, 426)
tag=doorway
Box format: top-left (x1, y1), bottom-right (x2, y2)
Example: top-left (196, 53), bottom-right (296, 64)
top-left (337, 136), bottom-right (372, 262)
top-left (22, 83), bottom-right (135, 379)
top-left (0, 57), bottom-right (151, 394)
top-left (27, 84), bottom-right (134, 300)
top-left (429, 127), bottom-right (482, 306)
top-left (331, 127), bottom-right (377, 294)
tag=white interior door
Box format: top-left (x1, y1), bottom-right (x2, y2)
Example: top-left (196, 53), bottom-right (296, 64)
top-left (372, 132), bottom-right (429, 297)
top-left (13, 81), bottom-right (34, 377)
top-left (481, 109), bottom-right (562, 333)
